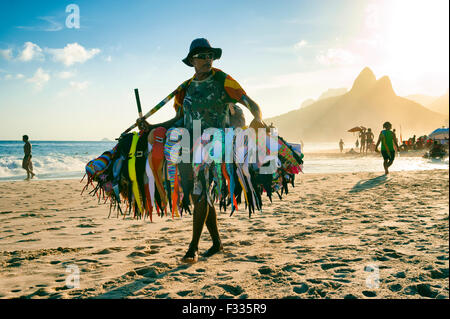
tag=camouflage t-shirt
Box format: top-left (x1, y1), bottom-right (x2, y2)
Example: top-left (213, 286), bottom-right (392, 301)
top-left (174, 68), bottom-right (247, 132)
top-left (183, 72), bottom-right (231, 131)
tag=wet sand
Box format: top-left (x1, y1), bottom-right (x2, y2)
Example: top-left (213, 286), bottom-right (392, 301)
top-left (0, 169), bottom-right (448, 299)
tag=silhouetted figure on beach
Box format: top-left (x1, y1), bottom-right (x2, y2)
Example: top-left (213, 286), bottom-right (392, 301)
top-left (355, 139), bottom-right (359, 149)
top-left (22, 135), bottom-right (35, 180)
top-left (428, 140), bottom-right (447, 158)
top-left (375, 122), bottom-right (399, 175)
top-left (359, 129), bottom-right (366, 154)
top-left (365, 128), bottom-right (374, 153)
top-left (339, 139), bottom-right (344, 153)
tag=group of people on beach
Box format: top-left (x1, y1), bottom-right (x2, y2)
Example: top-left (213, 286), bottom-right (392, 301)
top-left (398, 134), bottom-right (434, 152)
top-left (342, 123), bottom-right (399, 174)
top-left (354, 128), bottom-right (375, 154)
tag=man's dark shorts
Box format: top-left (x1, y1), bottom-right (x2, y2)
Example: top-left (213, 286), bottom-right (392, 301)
top-left (381, 150), bottom-right (395, 162)
top-left (22, 155), bottom-right (33, 170)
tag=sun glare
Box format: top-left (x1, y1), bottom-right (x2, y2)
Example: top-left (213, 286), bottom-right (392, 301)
top-left (382, 0), bottom-right (449, 76)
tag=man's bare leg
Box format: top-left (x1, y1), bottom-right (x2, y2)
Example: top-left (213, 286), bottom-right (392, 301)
top-left (181, 195), bottom-right (209, 263)
top-left (203, 203), bottom-right (223, 257)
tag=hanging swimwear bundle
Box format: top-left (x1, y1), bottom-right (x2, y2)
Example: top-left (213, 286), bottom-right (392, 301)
top-left (82, 82), bottom-right (304, 221)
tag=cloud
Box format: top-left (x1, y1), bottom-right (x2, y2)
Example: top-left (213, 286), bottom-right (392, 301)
top-left (316, 48), bottom-right (358, 66)
top-left (105, 55), bottom-right (112, 62)
top-left (243, 66), bottom-right (361, 93)
top-left (294, 40), bottom-right (308, 50)
top-left (18, 42), bottom-right (44, 62)
top-left (27, 67), bottom-right (50, 88)
top-left (57, 70), bottom-right (76, 79)
top-left (69, 81), bottom-right (89, 90)
top-left (1, 72), bottom-right (25, 80)
top-left (47, 43), bottom-right (101, 66)
top-left (16, 16), bottom-right (63, 32)
top-left (0, 48), bottom-right (13, 60)
top-left (57, 80), bottom-right (90, 97)
top-left (364, 3), bottom-right (381, 30)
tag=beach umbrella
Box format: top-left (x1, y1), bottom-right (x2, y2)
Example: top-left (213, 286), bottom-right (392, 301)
top-left (428, 128), bottom-right (449, 140)
top-left (348, 126), bottom-right (363, 132)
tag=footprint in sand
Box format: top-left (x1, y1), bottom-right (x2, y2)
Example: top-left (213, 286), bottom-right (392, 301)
top-left (127, 251), bottom-right (152, 258)
top-left (77, 223), bottom-right (98, 228)
top-left (389, 284), bottom-right (402, 292)
top-left (320, 263), bottom-right (349, 271)
top-left (258, 266), bottom-right (274, 275)
top-left (16, 238), bottom-right (40, 243)
top-left (218, 284), bottom-right (244, 297)
top-left (176, 290), bottom-right (193, 297)
top-left (94, 248), bottom-right (114, 255)
top-left (238, 240), bottom-right (252, 246)
top-left (46, 226), bottom-right (66, 231)
top-left (134, 266), bottom-right (159, 278)
top-left (429, 268), bottom-right (449, 279)
top-left (293, 283), bottom-right (309, 294)
top-left (26, 288), bottom-right (51, 298)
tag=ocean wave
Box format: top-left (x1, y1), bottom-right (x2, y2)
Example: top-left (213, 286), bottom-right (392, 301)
top-left (0, 154), bottom-right (94, 179)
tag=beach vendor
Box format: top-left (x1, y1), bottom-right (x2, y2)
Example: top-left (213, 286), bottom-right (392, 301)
top-left (137, 38), bottom-right (264, 263)
top-left (375, 122), bottom-right (399, 175)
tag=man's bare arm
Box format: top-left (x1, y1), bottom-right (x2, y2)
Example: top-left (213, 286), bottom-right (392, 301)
top-left (238, 94), bottom-right (262, 120)
top-left (375, 133), bottom-right (382, 151)
top-left (393, 133), bottom-right (399, 150)
top-left (136, 108), bottom-right (183, 131)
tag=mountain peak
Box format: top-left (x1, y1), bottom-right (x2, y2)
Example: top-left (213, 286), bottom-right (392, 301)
top-left (373, 76), bottom-right (395, 96)
top-left (350, 67), bottom-right (376, 94)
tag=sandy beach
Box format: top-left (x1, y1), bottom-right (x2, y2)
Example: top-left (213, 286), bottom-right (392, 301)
top-left (0, 169), bottom-right (448, 299)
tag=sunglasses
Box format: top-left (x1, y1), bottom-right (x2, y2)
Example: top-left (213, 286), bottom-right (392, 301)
top-left (192, 52), bottom-right (214, 60)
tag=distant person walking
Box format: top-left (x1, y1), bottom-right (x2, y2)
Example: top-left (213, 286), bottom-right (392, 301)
top-left (22, 135), bottom-right (35, 180)
top-left (375, 122), bottom-right (399, 175)
top-left (359, 129), bottom-right (366, 154)
top-left (339, 139), bottom-right (344, 153)
top-left (365, 128), bottom-right (374, 153)
top-left (355, 138), bottom-right (359, 149)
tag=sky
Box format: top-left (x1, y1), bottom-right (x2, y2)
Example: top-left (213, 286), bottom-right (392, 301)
top-left (0, 0), bottom-right (448, 140)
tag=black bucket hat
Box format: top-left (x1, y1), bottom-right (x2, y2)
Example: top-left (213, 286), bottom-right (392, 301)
top-left (182, 38), bottom-right (222, 67)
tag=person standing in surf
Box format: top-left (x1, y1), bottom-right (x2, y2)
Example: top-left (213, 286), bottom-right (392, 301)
top-left (339, 139), bottom-right (344, 153)
top-left (137, 38), bottom-right (264, 263)
top-left (375, 122), bottom-right (399, 175)
top-left (22, 135), bottom-right (35, 180)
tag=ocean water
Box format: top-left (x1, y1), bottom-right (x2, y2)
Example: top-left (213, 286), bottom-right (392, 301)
top-left (0, 141), bottom-right (448, 181)
top-left (0, 140), bottom-right (116, 182)
top-left (303, 152), bottom-right (449, 174)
